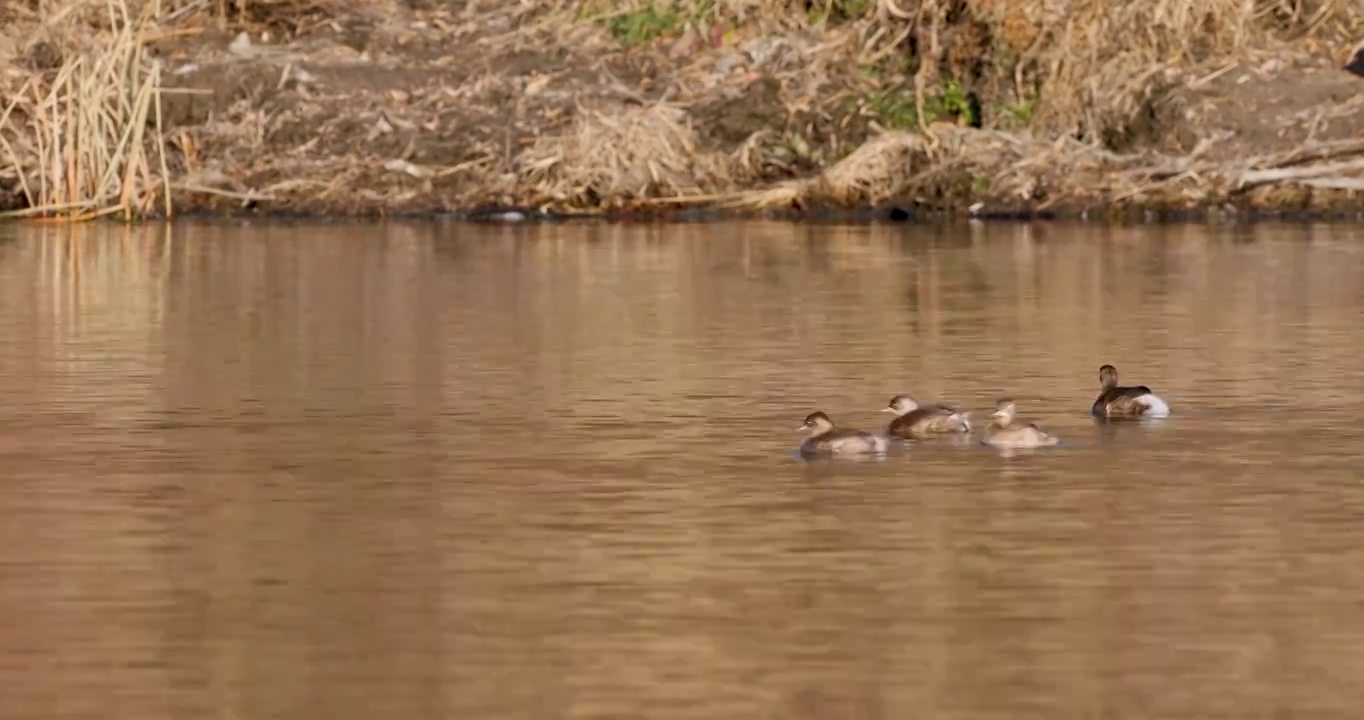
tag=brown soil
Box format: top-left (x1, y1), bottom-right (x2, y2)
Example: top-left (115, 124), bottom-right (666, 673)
top-left (141, 3), bottom-right (863, 216)
top-left (1166, 55), bottom-right (1364, 158)
top-left (6, 2), bottom-right (1364, 219)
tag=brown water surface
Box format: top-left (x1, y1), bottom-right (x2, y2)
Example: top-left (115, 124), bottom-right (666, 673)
top-left (1, 221), bottom-right (1363, 719)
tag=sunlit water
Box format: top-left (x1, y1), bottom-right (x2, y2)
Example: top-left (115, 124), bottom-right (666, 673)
top-left (1, 220), bottom-right (1363, 719)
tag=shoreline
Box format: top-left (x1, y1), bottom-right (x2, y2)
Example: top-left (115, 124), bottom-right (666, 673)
top-left (4, 2), bottom-right (1364, 223)
top-left (16, 201), bottom-right (1364, 227)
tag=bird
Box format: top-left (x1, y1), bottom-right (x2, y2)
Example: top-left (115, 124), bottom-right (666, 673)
top-left (1090, 364), bottom-right (1170, 418)
top-left (881, 394), bottom-right (972, 439)
top-left (797, 411), bottom-right (890, 457)
top-left (981, 399), bottom-right (1060, 448)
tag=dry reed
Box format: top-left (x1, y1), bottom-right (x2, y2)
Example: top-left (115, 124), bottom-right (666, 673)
top-left (0, 0), bottom-right (171, 221)
top-left (541, 0), bottom-right (1361, 142)
top-left (963, 0), bottom-right (1357, 141)
top-left (3, 0), bottom-right (1363, 218)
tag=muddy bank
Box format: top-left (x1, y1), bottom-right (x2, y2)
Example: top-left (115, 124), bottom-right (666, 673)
top-left (3, 1), bottom-right (1364, 220)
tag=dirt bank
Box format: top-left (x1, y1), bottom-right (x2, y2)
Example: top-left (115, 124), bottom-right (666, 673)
top-left (3, 1), bottom-right (1364, 220)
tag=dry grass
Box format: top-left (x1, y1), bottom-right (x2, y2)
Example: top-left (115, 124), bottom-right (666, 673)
top-left (2, 0), bottom-right (1364, 218)
top-left (549, 0), bottom-right (1361, 142)
top-left (963, 0), bottom-right (1359, 141)
top-left (734, 129), bottom-right (931, 209)
top-left (519, 103), bottom-right (737, 208)
top-left (730, 124), bottom-right (1364, 215)
top-left (510, 0), bottom-right (1364, 211)
top-left (0, 0), bottom-right (171, 220)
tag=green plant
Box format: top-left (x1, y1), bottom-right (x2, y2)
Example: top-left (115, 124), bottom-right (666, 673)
top-left (865, 87), bottom-right (919, 129)
top-left (604, 5), bottom-right (682, 45)
top-left (923, 79), bottom-right (980, 127)
top-left (807, 0), bottom-right (870, 25)
top-left (999, 97), bottom-right (1038, 127)
top-left (865, 79), bottom-right (981, 129)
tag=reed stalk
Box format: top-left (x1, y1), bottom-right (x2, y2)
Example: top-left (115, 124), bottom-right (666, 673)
top-left (0, 0), bottom-right (172, 222)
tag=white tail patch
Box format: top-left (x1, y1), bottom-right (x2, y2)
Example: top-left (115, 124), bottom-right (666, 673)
top-left (830, 433), bottom-right (889, 455)
top-left (955, 412), bottom-right (972, 432)
top-left (1136, 393), bottom-right (1171, 418)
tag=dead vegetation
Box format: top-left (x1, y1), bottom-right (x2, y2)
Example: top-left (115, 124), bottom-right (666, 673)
top-left (0, 0), bottom-right (172, 219)
top-left (732, 125), bottom-right (1364, 216)
top-left (1, 0), bottom-right (1364, 220)
top-left (519, 103), bottom-right (735, 208)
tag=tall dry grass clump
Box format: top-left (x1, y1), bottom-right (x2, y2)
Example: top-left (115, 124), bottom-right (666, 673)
top-left (519, 103), bottom-right (734, 208)
top-left (673, 0), bottom-right (1361, 211)
top-left (964, 0), bottom-right (1357, 142)
top-left (0, 0), bottom-right (171, 221)
top-left (545, 0), bottom-right (1359, 157)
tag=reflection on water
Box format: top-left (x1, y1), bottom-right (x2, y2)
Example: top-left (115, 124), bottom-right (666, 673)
top-left (2, 220), bottom-right (1364, 719)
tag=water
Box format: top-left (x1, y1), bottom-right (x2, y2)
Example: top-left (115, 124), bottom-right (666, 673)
top-left (1, 220), bottom-right (1363, 719)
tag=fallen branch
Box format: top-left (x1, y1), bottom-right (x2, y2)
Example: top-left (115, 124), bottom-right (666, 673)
top-left (170, 182), bottom-right (274, 202)
top-left (1297, 178), bottom-right (1364, 191)
top-left (1238, 157), bottom-right (1364, 189)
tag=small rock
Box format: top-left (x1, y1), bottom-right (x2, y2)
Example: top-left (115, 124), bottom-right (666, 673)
top-left (714, 51), bottom-right (743, 75)
top-left (383, 159), bottom-right (430, 179)
top-left (741, 37), bottom-right (784, 66)
top-left (523, 75), bottom-right (551, 97)
top-left (228, 32), bottom-right (253, 56)
top-left (367, 117), bottom-right (394, 141)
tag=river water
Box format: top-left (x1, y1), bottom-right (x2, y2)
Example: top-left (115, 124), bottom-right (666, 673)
top-left (1, 220), bottom-right (1362, 719)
